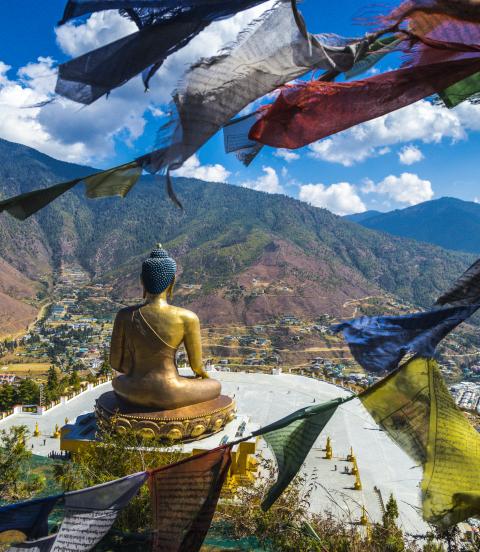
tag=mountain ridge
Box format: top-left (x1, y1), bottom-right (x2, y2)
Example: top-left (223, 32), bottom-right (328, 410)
top-left (0, 138), bottom-right (475, 331)
top-left (346, 197), bottom-right (480, 255)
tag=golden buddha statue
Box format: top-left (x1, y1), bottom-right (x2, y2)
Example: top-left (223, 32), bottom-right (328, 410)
top-left (96, 245), bottom-right (235, 441)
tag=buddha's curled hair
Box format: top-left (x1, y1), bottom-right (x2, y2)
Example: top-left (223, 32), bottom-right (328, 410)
top-left (141, 246), bottom-right (177, 294)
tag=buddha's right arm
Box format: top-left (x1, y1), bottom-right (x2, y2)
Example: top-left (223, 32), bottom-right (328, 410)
top-left (110, 312), bottom-right (128, 374)
top-left (183, 312), bottom-right (208, 378)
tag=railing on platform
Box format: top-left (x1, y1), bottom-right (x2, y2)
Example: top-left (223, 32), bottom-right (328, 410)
top-left (0, 377), bottom-right (112, 421)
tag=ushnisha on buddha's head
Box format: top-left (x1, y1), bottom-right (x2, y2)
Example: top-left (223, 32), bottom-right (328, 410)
top-left (141, 244), bottom-right (177, 300)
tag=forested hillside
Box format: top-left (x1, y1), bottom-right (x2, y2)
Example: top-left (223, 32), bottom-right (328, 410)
top-left (0, 138), bottom-right (475, 326)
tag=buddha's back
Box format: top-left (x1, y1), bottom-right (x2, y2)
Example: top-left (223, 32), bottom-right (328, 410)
top-left (110, 244), bottom-right (220, 409)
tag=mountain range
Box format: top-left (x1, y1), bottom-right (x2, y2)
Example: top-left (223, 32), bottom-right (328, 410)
top-left (0, 138), bottom-right (475, 333)
top-left (345, 197), bottom-right (480, 255)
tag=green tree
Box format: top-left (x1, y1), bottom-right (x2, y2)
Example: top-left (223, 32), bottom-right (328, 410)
top-left (0, 384), bottom-right (15, 411)
top-left (97, 349), bottom-right (112, 378)
top-left (68, 370), bottom-right (81, 391)
top-left (370, 494), bottom-right (405, 552)
top-left (15, 378), bottom-right (40, 405)
top-left (46, 365), bottom-right (59, 394)
top-left (0, 426), bottom-right (45, 500)
top-left (383, 493), bottom-right (400, 528)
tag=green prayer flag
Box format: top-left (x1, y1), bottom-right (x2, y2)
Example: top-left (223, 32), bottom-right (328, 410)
top-left (253, 398), bottom-right (346, 510)
top-left (345, 35), bottom-right (401, 80)
top-left (440, 71), bottom-right (480, 108)
top-left (360, 357), bottom-right (480, 527)
top-left (0, 179), bottom-right (79, 220)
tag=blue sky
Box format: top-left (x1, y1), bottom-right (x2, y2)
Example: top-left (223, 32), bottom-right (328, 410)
top-left (1, 0), bottom-right (480, 215)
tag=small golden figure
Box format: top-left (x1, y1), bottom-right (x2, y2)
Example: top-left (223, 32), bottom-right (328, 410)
top-left (360, 506), bottom-right (368, 526)
top-left (354, 472), bottom-right (362, 490)
top-left (33, 422), bottom-right (40, 437)
top-left (325, 436), bottom-right (333, 459)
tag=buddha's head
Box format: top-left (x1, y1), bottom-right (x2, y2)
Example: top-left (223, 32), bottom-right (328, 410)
top-left (141, 244), bottom-right (177, 300)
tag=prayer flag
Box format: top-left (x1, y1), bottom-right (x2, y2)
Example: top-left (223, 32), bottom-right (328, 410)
top-left (436, 258), bottom-right (480, 306)
top-left (7, 535), bottom-right (57, 552)
top-left (333, 305), bottom-right (479, 374)
top-left (56, 19), bottom-right (207, 104)
top-left (360, 357), bottom-right (480, 526)
top-left (253, 398), bottom-right (345, 510)
top-left (5, 2), bottom-right (368, 216)
top-left (360, 356), bottom-right (431, 464)
top-left (141, 1), bottom-right (367, 177)
top-left (0, 181), bottom-right (79, 221)
top-left (249, 53), bottom-right (480, 149)
top-left (83, 161), bottom-right (143, 199)
top-left (345, 35), bottom-right (401, 79)
top-left (59, 1), bottom-right (269, 25)
top-left (0, 162), bottom-right (142, 221)
top-left (149, 446), bottom-right (231, 552)
top-left (223, 111), bottom-right (263, 166)
top-left (57, 1), bottom-right (271, 103)
top-left (440, 72), bottom-right (480, 107)
top-left (0, 496), bottom-right (62, 540)
top-left (50, 472), bottom-right (147, 552)
top-left (384, 0), bottom-right (480, 32)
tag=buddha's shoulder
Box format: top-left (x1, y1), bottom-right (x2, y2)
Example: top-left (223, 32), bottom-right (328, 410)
top-left (170, 306), bottom-right (200, 324)
top-left (114, 304), bottom-right (144, 319)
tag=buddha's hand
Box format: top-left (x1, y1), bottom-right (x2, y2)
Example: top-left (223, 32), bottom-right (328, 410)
top-left (195, 369), bottom-right (209, 379)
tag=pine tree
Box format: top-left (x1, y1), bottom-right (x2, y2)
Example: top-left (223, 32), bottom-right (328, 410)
top-left (69, 370), bottom-right (81, 390)
top-left (0, 384), bottom-right (15, 411)
top-left (46, 365), bottom-right (59, 392)
top-left (383, 493), bottom-right (400, 529)
top-left (0, 426), bottom-right (45, 500)
top-left (15, 379), bottom-right (40, 405)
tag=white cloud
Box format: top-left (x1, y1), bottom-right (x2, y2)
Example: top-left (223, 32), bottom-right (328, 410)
top-left (398, 144), bottom-right (424, 165)
top-left (366, 173), bottom-right (434, 206)
top-left (360, 178), bottom-right (376, 194)
top-left (55, 12), bottom-right (137, 57)
top-left (0, 57), bottom-right (149, 164)
top-left (298, 182), bottom-right (366, 215)
top-left (172, 154), bottom-right (230, 182)
top-left (242, 166), bottom-right (284, 194)
top-left (274, 149), bottom-right (300, 162)
top-left (0, 2), bottom-right (275, 165)
top-left (308, 99), bottom-right (480, 166)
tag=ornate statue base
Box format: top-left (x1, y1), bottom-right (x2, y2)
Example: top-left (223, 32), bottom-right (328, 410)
top-left (95, 391), bottom-right (236, 442)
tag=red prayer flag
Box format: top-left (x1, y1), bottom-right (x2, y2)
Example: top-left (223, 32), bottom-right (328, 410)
top-left (384, 0), bottom-right (480, 30)
top-left (149, 446), bottom-right (232, 552)
top-left (249, 53), bottom-right (480, 149)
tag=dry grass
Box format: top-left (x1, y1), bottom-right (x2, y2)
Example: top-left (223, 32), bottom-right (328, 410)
top-left (0, 363), bottom-right (51, 376)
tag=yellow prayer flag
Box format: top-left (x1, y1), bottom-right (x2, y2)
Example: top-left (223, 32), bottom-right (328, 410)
top-left (84, 161), bottom-right (143, 199)
top-left (360, 357), bottom-right (480, 527)
top-left (423, 360), bottom-right (480, 526)
top-left (360, 356), bottom-right (430, 465)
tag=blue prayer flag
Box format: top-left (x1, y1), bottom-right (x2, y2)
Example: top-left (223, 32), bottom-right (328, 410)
top-left (333, 304), bottom-right (479, 373)
top-left (0, 495), bottom-right (62, 540)
top-left (50, 472), bottom-right (147, 551)
top-left (7, 534), bottom-right (57, 552)
top-left (60, 1), bottom-right (269, 25)
top-left (57, 0), bottom-right (270, 104)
